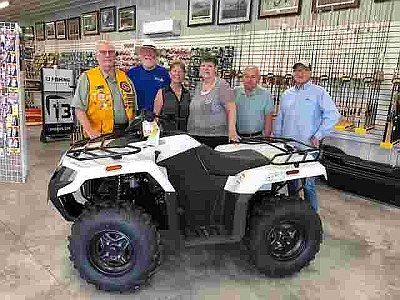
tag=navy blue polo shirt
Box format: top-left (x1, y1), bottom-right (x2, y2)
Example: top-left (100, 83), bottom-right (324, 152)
top-left (127, 64), bottom-right (170, 111)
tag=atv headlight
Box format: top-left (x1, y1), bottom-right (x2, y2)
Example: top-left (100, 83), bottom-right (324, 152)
top-left (56, 166), bottom-right (76, 183)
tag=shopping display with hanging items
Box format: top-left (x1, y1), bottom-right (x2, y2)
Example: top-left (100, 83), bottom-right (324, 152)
top-left (0, 22), bottom-right (27, 182)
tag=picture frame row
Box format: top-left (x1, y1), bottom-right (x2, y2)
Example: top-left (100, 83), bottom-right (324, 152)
top-left (188, 0), bottom-right (361, 27)
top-left (34, 5), bottom-right (136, 41)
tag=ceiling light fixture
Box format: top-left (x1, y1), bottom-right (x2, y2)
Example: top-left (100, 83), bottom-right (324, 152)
top-left (0, 1), bottom-right (9, 9)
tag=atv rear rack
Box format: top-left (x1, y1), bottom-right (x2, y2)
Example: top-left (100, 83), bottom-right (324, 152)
top-left (239, 136), bottom-right (321, 166)
top-left (66, 134), bottom-right (142, 161)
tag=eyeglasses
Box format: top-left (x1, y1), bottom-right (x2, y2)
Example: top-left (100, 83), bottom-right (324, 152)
top-left (98, 50), bottom-right (116, 56)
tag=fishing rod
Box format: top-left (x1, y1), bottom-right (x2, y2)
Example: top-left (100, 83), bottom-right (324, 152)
top-left (372, 1), bottom-right (394, 133)
top-left (365, 3), bottom-right (388, 131)
top-left (352, 9), bottom-right (371, 130)
top-left (357, 1), bottom-right (377, 130)
top-left (381, 51), bottom-right (400, 147)
top-left (347, 7), bottom-right (363, 127)
top-left (318, 8), bottom-right (332, 90)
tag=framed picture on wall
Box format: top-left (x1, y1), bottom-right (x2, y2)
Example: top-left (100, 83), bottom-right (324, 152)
top-left (217, 0), bottom-right (252, 25)
top-left (118, 5), bottom-right (136, 31)
top-left (35, 22), bottom-right (45, 41)
top-left (82, 11), bottom-right (99, 35)
top-left (22, 26), bottom-right (34, 37)
top-left (67, 17), bottom-right (81, 40)
top-left (55, 20), bottom-right (66, 39)
top-left (187, 0), bottom-right (215, 27)
top-left (100, 6), bottom-right (116, 32)
top-left (45, 21), bottom-right (56, 40)
top-left (312, 0), bottom-right (360, 12)
top-left (258, 0), bottom-right (301, 18)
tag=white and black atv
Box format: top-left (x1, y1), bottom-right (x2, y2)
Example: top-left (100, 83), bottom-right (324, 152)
top-left (48, 111), bottom-right (326, 292)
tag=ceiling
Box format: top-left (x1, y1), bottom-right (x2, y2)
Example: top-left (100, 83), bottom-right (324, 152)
top-left (0, 0), bottom-right (104, 22)
top-left (0, 0), bottom-right (41, 21)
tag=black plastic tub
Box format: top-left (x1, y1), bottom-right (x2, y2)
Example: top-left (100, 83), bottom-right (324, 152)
top-left (320, 144), bottom-right (400, 207)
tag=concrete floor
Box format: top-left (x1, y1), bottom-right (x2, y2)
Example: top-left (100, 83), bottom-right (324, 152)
top-left (0, 126), bottom-right (399, 300)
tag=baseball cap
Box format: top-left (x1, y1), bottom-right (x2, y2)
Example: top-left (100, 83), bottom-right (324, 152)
top-left (293, 60), bottom-right (311, 70)
top-left (141, 39), bottom-right (157, 51)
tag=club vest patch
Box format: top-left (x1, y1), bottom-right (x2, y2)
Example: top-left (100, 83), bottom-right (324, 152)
top-left (120, 82), bottom-right (131, 92)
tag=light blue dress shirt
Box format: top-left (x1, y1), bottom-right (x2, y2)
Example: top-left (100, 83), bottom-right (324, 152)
top-left (274, 81), bottom-right (340, 145)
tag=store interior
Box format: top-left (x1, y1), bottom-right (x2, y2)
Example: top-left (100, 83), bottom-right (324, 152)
top-left (0, 0), bottom-right (398, 299)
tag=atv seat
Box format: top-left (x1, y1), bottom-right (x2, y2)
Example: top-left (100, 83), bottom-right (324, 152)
top-left (195, 145), bottom-right (270, 176)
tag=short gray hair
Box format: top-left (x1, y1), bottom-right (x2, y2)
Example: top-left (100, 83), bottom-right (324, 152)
top-left (96, 40), bottom-right (115, 52)
top-left (244, 65), bottom-right (261, 76)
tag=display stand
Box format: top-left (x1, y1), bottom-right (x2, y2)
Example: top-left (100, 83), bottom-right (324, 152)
top-left (39, 68), bottom-right (75, 143)
top-left (0, 22), bottom-right (28, 182)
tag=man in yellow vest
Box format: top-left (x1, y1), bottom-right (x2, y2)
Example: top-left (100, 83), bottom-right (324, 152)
top-left (72, 40), bottom-right (137, 139)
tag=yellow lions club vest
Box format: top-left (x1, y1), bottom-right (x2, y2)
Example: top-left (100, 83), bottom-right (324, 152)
top-left (85, 67), bottom-right (135, 135)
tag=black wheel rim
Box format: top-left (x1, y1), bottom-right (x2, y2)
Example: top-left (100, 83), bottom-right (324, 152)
top-left (89, 230), bottom-right (134, 276)
top-left (266, 221), bottom-right (307, 261)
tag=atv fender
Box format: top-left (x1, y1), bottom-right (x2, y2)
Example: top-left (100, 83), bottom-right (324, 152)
top-left (56, 160), bottom-right (175, 197)
top-left (224, 162), bottom-right (327, 194)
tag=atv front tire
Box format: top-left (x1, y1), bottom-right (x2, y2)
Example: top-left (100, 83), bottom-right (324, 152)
top-left (68, 202), bottom-right (160, 292)
top-left (249, 197), bottom-right (322, 277)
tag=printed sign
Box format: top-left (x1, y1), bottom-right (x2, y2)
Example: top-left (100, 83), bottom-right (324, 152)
top-left (43, 92), bottom-right (74, 124)
top-left (42, 68), bottom-right (74, 92)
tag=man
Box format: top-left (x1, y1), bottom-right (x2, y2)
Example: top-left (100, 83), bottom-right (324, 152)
top-left (274, 60), bottom-right (340, 211)
top-left (234, 65), bottom-right (274, 138)
top-left (127, 40), bottom-right (170, 112)
top-left (72, 40), bottom-right (137, 139)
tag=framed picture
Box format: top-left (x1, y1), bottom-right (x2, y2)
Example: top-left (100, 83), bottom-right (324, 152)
top-left (45, 22), bottom-right (56, 40)
top-left (258, 0), bottom-right (301, 18)
top-left (55, 20), bottom-right (66, 39)
top-left (82, 11), bottom-right (99, 35)
top-left (67, 17), bottom-right (81, 40)
top-left (187, 0), bottom-right (215, 27)
top-left (22, 26), bottom-right (34, 37)
top-left (100, 6), bottom-right (116, 32)
top-left (35, 22), bottom-right (45, 41)
top-left (118, 5), bottom-right (136, 31)
top-left (217, 0), bottom-right (252, 25)
top-left (312, 0), bottom-right (360, 12)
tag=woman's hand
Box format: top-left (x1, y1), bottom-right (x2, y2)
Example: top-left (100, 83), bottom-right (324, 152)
top-left (229, 130), bottom-right (240, 143)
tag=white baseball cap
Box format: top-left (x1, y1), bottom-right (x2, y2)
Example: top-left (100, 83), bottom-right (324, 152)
top-left (141, 39), bottom-right (157, 51)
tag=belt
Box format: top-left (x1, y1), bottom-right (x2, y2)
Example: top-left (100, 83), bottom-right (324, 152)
top-left (238, 131), bottom-right (263, 137)
top-left (113, 123), bottom-right (128, 131)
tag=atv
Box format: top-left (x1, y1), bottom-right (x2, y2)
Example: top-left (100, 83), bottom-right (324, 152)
top-left (48, 111), bottom-right (326, 292)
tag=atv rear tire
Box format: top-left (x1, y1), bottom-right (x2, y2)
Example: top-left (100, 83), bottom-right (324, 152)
top-left (68, 202), bottom-right (160, 292)
top-left (249, 196), bottom-right (322, 277)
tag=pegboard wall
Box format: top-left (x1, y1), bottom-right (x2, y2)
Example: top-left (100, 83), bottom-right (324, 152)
top-left (33, 2), bottom-right (400, 147)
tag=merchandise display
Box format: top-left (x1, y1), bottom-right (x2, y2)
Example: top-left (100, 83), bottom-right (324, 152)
top-left (0, 22), bottom-right (27, 182)
top-left (187, 46), bottom-right (236, 91)
top-left (116, 49), bottom-right (139, 72)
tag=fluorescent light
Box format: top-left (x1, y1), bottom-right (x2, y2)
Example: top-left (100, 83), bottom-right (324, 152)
top-left (0, 1), bottom-right (9, 9)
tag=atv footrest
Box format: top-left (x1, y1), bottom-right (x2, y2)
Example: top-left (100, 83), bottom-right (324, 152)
top-left (184, 225), bottom-right (228, 238)
top-left (183, 225), bottom-right (240, 247)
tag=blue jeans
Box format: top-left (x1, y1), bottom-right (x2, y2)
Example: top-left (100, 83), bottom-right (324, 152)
top-left (288, 177), bottom-right (318, 211)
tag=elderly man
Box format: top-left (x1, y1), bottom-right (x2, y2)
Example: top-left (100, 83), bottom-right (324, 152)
top-left (72, 40), bottom-right (137, 139)
top-left (274, 60), bottom-right (340, 211)
top-left (127, 40), bottom-right (170, 112)
top-left (234, 66), bottom-right (274, 138)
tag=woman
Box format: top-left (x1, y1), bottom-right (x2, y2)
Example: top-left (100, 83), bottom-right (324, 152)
top-left (154, 60), bottom-right (191, 131)
top-left (187, 55), bottom-right (239, 147)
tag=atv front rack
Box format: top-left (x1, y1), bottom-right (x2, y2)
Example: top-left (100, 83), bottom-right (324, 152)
top-left (66, 133), bottom-right (142, 161)
top-left (238, 136), bottom-right (321, 166)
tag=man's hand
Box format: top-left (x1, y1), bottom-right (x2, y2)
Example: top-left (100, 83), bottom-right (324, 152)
top-left (310, 137), bottom-right (320, 147)
top-left (87, 129), bottom-right (101, 140)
